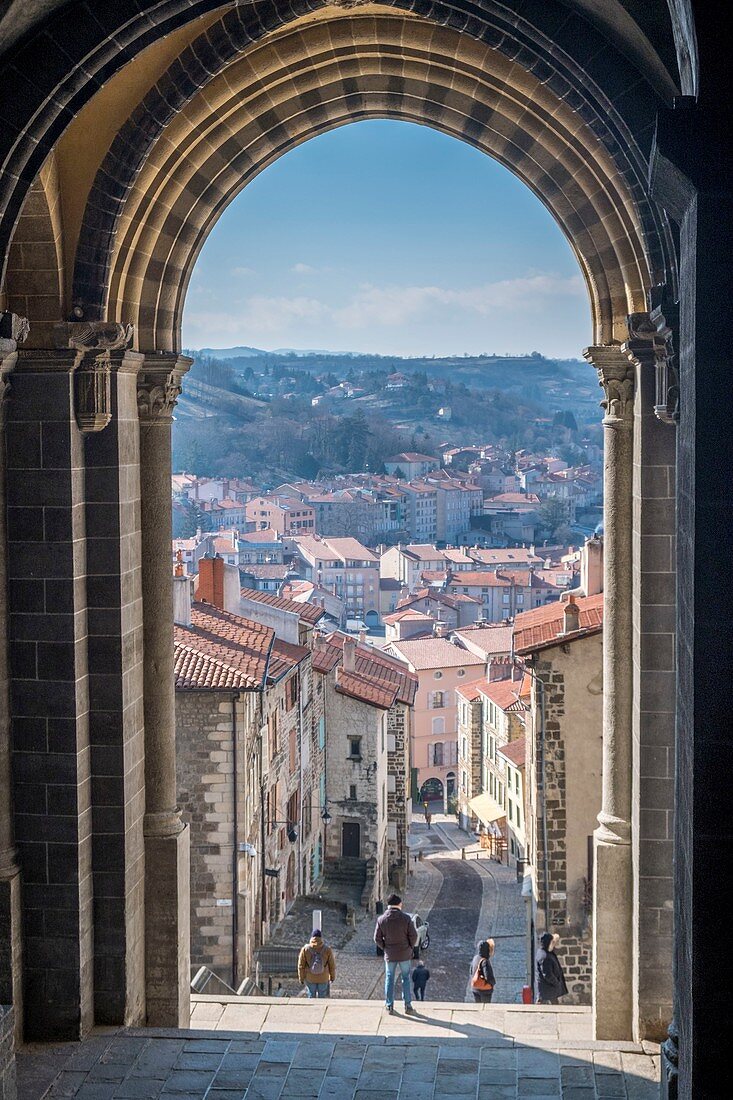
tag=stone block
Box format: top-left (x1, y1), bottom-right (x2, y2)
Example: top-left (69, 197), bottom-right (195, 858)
top-left (144, 827), bottom-right (190, 1027)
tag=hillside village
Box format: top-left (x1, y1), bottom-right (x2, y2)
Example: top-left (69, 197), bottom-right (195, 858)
top-left (171, 445), bottom-right (606, 1005)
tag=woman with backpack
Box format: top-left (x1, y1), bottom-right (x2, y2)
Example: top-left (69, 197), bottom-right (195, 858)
top-left (470, 938), bottom-right (495, 1003)
top-left (297, 929), bottom-right (336, 998)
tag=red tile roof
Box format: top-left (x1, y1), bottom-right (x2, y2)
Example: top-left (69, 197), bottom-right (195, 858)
top-left (477, 678), bottom-right (526, 712)
top-left (456, 679), bottom-right (485, 703)
top-left (313, 632), bottom-right (418, 705)
top-left (335, 668), bottom-right (397, 710)
top-left (240, 587), bottom-right (325, 624)
top-left (513, 593), bottom-right (604, 654)
top-left (498, 737), bottom-right (526, 768)
top-left (174, 602), bottom-right (307, 690)
top-left (174, 603), bottom-right (273, 691)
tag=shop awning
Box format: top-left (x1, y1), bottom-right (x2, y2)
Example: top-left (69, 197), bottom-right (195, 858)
top-left (468, 793), bottom-right (505, 824)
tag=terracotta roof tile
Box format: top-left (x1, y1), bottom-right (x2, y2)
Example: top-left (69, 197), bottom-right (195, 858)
top-left (513, 593), bottom-right (604, 654)
top-left (385, 637), bottom-right (485, 671)
top-left (498, 737), bottom-right (526, 767)
top-left (174, 603), bottom-right (274, 690)
top-left (476, 678), bottom-right (526, 711)
top-left (335, 669), bottom-right (397, 709)
top-left (240, 587), bottom-right (325, 624)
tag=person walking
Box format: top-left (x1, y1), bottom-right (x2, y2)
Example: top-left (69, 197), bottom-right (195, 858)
top-left (470, 939), bottom-right (496, 1003)
top-left (297, 928), bottom-right (336, 998)
top-left (374, 893), bottom-right (418, 1014)
top-left (412, 959), bottom-right (431, 1001)
top-left (535, 931), bottom-right (568, 1005)
top-left (425, 810), bottom-right (432, 829)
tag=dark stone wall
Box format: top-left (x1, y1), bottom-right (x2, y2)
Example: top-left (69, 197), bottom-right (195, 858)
top-left (0, 1006), bottom-right (15, 1100)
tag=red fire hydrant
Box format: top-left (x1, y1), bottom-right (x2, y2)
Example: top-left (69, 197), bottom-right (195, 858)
top-left (521, 985), bottom-right (533, 1005)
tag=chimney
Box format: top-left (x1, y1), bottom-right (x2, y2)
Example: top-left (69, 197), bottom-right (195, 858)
top-left (562, 596), bottom-right (581, 635)
top-left (358, 629), bottom-right (367, 644)
top-left (173, 553), bottom-right (192, 627)
top-left (343, 636), bottom-right (357, 672)
top-left (198, 554), bottom-right (225, 608)
top-left (434, 620), bottom-right (449, 638)
top-left (580, 535), bottom-right (603, 596)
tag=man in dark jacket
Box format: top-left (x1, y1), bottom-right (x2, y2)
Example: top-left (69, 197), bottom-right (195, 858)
top-left (535, 931), bottom-right (569, 1004)
top-left (374, 893), bottom-right (418, 1014)
top-left (412, 960), bottom-right (430, 1001)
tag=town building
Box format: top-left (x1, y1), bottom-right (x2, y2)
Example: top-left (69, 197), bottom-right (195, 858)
top-left (245, 496), bottom-right (315, 536)
top-left (515, 593), bottom-right (604, 1005)
top-left (470, 677), bottom-right (526, 860)
top-left (384, 637), bottom-right (484, 807)
top-left (383, 452), bottom-right (439, 479)
top-left (292, 536), bottom-right (379, 624)
top-left (172, 557), bottom-right (319, 986)
top-left (445, 570), bottom-right (561, 621)
top-left (313, 633), bottom-right (416, 901)
top-left (499, 737), bottom-right (527, 866)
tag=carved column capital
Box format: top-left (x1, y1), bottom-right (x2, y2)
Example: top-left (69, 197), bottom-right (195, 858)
top-left (584, 345), bottom-right (635, 428)
top-left (137, 354), bottom-right (192, 423)
top-left (623, 303), bottom-right (679, 426)
top-left (53, 320), bottom-right (135, 433)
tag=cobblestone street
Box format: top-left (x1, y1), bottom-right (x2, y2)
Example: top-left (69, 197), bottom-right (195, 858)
top-left (266, 812), bottom-right (528, 1003)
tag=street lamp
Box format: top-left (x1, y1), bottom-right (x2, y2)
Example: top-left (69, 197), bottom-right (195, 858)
top-left (271, 820), bottom-right (298, 844)
top-left (321, 806), bottom-right (333, 825)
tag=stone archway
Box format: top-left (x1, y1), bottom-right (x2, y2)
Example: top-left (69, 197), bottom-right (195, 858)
top-left (0, 0), bottom-right (681, 1061)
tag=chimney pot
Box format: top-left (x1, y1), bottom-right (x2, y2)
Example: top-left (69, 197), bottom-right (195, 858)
top-left (343, 636), bottom-right (357, 672)
top-left (562, 597), bottom-right (581, 634)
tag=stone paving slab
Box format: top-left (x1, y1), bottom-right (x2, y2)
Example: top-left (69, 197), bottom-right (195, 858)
top-left (18, 1002), bottom-right (660, 1100)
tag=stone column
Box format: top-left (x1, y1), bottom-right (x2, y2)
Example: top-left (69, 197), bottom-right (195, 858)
top-left (137, 354), bottom-right (191, 1027)
top-left (584, 345), bottom-right (635, 1040)
top-left (0, 313), bottom-right (27, 1041)
top-left (623, 310), bottom-right (676, 1043)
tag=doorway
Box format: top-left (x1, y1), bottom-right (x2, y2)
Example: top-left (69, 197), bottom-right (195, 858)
top-left (342, 821), bottom-right (361, 858)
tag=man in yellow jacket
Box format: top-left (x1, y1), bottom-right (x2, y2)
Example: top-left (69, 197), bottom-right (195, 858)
top-left (297, 929), bottom-right (336, 998)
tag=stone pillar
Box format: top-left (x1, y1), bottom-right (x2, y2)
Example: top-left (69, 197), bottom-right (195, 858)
top-left (137, 354), bottom-right (191, 1027)
top-left (4, 341), bottom-right (93, 1039)
top-left (623, 309), bottom-right (676, 1043)
top-left (72, 328), bottom-right (147, 1026)
top-left (584, 345), bottom-right (635, 1040)
top-left (0, 314), bottom-right (27, 1043)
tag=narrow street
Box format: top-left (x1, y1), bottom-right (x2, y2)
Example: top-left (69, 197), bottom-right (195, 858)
top-left (268, 811), bottom-right (528, 1002)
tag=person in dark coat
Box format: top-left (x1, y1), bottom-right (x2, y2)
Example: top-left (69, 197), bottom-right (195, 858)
top-left (470, 939), bottom-right (496, 1003)
top-left (412, 959), bottom-right (431, 1001)
top-left (374, 893), bottom-right (418, 1014)
top-left (535, 931), bottom-right (569, 1004)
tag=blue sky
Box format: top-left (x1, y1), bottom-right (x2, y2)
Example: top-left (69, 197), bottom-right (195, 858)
top-left (182, 120), bottom-right (590, 358)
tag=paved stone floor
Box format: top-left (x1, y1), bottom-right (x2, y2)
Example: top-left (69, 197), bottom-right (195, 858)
top-left (18, 1001), bottom-right (660, 1099)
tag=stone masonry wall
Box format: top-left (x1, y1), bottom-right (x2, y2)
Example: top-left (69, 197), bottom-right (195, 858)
top-left (386, 702), bottom-right (409, 887)
top-left (530, 638), bottom-right (602, 1005)
top-left (176, 691), bottom-right (239, 982)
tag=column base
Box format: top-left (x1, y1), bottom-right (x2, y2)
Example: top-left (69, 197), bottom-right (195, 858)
top-left (0, 869), bottom-right (22, 1045)
top-left (592, 829), bottom-right (633, 1040)
top-left (144, 825), bottom-right (190, 1027)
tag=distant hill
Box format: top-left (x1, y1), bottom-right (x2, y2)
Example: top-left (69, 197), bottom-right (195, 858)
top-left (196, 345), bottom-right (265, 358)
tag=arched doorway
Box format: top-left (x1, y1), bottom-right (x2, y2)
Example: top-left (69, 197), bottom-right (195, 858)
top-left (420, 778), bottom-right (444, 805)
top-left (0, 0), bottom-right (684, 1060)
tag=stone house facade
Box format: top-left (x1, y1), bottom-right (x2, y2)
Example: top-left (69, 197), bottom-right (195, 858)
top-left (173, 557), bottom-right (322, 985)
top-left (514, 594), bottom-right (604, 1005)
top-left (313, 633), bottom-right (416, 901)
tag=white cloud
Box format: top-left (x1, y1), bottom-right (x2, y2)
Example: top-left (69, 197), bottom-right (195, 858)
top-left (291, 262), bottom-right (317, 275)
top-left (183, 273), bottom-right (586, 347)
top-left (333, 274), bottom-right (585, 329)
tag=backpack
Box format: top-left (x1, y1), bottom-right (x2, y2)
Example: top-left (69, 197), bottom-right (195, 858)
top-left (308, 946), bottom-right (325, 976)
top-left (471, 961), bottom-right (493, 992)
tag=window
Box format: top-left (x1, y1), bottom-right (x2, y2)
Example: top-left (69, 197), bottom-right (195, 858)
top-left (349, 784), bottom-right (357, 801)
top-left (433, 742), bottom-right (444, 766)
top-left (285, 675), bottom-right (299, 711)
top-left (457, 669), bottom-right (466, 677)
top-left (349, 737), bottom-right (362, 760)
top-left (431, 690), bottom-right (444, 708)
top-left (432, 716), bottom-right (445, 736)
top-left (434, 670), bottom-right (443, 680)
top-left (269, 710), bottom-right (279, 758)
top-left (289, 728), bottom-right (297, 774)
